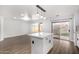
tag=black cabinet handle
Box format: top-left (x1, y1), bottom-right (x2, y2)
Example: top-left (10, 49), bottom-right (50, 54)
top-left (32, 41), bottom-right (34, 44)
top-left (77, 38), bottom-right (79, 40)
top-left (49, 40), bottom-right (51, 43)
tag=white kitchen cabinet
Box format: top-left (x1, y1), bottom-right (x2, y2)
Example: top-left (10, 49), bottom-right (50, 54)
top-left (77, 34), bottom-right (79, 48)
top-left (77, 39), bottom-right (79, 48)
top-left (29, 32), bottom-right (53, 54)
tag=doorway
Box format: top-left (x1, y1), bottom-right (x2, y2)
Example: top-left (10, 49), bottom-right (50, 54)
top-left (52, 22), bottom-right (70, 41)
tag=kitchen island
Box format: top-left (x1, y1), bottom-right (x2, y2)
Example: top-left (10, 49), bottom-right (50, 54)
top-left (29, 32), bottom-right (53, 54)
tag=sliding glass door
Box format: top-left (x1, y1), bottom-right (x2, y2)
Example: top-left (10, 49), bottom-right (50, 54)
top-left (52, 22), bottom-right (70, 41)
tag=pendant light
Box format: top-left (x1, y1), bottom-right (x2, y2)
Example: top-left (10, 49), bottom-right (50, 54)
top-left (32, 5), bottom-right (46, 20)
top-left (32, 7), bottom-right (40, 20)
top-left (40, 11), bottom-right (44, 19)
top-left (43, 11), bottom-right (46, 20)
top-left (36, 7), bottom-right (40, 17)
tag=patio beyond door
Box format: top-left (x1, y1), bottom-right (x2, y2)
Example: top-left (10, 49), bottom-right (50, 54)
top-left (53, 22), bottom-right (70, 41)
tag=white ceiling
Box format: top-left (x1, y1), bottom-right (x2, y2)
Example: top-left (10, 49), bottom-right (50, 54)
top-left (0, 5), bottom-right (79, 20)
top-left (0, 5), bottom-right (33, 18)
top-left (41, 5), bottom-right (79, 19)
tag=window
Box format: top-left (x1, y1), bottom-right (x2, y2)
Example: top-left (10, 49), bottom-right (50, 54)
top-left (39, 23), bottom-right (43, 32)
top-left (32, 23), bottom-right (43, 33)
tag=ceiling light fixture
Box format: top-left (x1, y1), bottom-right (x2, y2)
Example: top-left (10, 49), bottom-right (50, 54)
top-left (13, 17), bottom-right (17, 19)
top-left (42, 10), bottom-right (46, 20)
top-left (40, 15), bottom-right (43, 19)
top-left (32, 5), bottom-right (46, 20)
top-left (32, 7), bottom-right (40, 20)
top-left (21, 14), bottom-right (30, 21)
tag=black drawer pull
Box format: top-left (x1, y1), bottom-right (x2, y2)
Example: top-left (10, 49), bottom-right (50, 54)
top-left (32, 41), bottom-right (34, 44)
top-left (49, 40), bottom-right (51, 43)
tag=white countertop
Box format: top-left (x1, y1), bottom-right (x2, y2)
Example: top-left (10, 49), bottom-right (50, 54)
top-left (28, 32), bottom-right (52, 38)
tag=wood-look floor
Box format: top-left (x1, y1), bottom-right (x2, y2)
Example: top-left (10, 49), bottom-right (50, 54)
top-left (0, 35), bottom-right (31, 54)
top-left (49, 39), bottom-right (79, 54)
top-left (0, 35), bottom-right (79, 54)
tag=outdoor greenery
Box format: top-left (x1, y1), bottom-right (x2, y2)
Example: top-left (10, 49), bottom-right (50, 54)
top-left (61, 33), bottom-right (69, 36)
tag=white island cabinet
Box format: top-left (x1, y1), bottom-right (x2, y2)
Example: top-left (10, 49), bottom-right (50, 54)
top-left (29, 32), bottom-right (53, 54)
top-left (77, 34), bottom-right (79, 48)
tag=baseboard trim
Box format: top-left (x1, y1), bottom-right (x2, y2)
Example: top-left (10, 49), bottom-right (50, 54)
top-left (4, 34), bottom-right (29, 39)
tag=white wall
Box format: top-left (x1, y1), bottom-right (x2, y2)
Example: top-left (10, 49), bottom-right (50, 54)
top-left (42, 20), bottom-right (51, 33)
top-left (3, 18), bottom-right (31, 38)
top-left (73, 13), bottom-right (79, 46)
top-left (0, 19), bottom-right (1, 40)
top-left (69, 19), bottom-right (74, 42)
top-left (0, 17), bottom-right (4, 41)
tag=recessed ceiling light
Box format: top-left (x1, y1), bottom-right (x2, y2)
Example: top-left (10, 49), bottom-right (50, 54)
top-left (21, 15), bottom-right (30, 21)
top-left (13, 17), bottom-right (17, 19)
top-left (21, 13), bottom-right (25, 17)
top-left (43, 17), bottom-right (46, 19)
top-left (40, 16), bottom-right (43, 18)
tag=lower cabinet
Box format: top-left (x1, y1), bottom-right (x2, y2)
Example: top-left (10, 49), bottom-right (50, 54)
top-left (77, 38), bottom-right (79, 48)
top-left (31, 35), bottom-right (53, 54)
